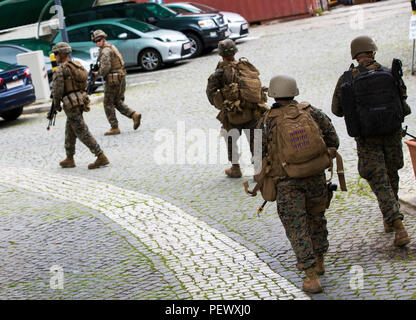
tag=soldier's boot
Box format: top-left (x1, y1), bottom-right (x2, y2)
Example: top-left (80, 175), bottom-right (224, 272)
top-left (88, 153), bottom-right (110, 170)
top-left (104, 127), bottom-right (121, 136)
top-left (392, 219), bottom-right (410, 247)
top-left (225, 164), bottom-right (242, 178)
top-left (383, 220), bottom-right (394, 233)
top-left (302, 268), bottom-right (322, 293)
top-left (132, 112), bottom-right (142, 130)
top-left (315, 255), bottom-right (325, 276)
top-left (59, 155), bottom-right (75, 168)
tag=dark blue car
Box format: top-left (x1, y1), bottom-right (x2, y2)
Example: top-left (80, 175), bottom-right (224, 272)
top-left (0, 61), bottom-right (36, 121)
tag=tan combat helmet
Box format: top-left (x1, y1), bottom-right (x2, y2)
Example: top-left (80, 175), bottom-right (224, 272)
top-left (350, 35), bottom-right (378, 59)
top-left (218, 39), bottom-right (238, 57)
top-left (52, 42), bottom-right (72, 54)
top-left (268, 75), bottom-right (299, 98)
top-left (91, 29), bottom-right (107, 42)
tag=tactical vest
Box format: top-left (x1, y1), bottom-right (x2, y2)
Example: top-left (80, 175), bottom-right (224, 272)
top-left (340, 61), bottom-right (404, 137)
top-left (98, 43), bottom-right (125, 74)
top-left (61, 61), bottom-right (90, 110)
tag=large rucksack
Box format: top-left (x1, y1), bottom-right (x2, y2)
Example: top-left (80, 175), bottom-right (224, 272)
top-left (245, 103), bottom-right (347, 202)
top-left (340, 61), bottom-right (404, 137)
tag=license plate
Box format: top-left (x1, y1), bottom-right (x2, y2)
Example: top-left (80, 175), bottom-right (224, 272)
top-left (6, 79), bottom-right (23, 89)
top-left (225, 30), bottom-right (231, 37)
top-left (184, 42), bottom-right (191, 50)
top-left (242, 23), bottom-right (249, 30)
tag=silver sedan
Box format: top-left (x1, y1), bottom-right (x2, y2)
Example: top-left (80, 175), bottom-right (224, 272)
top-left (53, 18), bottom-right (192, 71)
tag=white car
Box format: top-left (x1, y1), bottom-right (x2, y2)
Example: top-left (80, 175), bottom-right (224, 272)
top-left (165, 2), bottom-right (249, 40)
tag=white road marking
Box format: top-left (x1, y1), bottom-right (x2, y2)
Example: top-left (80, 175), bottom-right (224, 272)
top-left (0, 166), bottom-right (309, 300)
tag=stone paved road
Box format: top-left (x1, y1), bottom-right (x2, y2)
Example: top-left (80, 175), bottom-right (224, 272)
top-left (1, 0), bottom-right (416, 300)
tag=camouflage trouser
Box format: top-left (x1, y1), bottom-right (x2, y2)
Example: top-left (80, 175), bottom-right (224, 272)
top-left (275, 173), bottom-right (329, 271)
top-left (356, 131), bottom-right (404, 226)
top-left (104, 75), bottom-right (136, 128)
top-left (222, 119), bottom-right (260, 163)
top-left (63, 105), bottom-right (102, 156)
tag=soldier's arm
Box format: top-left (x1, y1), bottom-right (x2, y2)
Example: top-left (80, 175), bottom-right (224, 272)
top-left (206, 69), bottom-right (223, 105)
top-left (97, 47), bottom-right (112, 78)
top-left (310, 107), bottom-right (340, 149)
top-left (331, 75), bottom-right (344, 117)
top-left (51, 67), bottom-right (64, 110)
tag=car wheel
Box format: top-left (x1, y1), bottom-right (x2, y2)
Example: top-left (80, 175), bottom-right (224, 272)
top-left (185, 33), bottom-right (203, 58)
top-left (0, 106), bottom-right (23, 121)
top-left (138, 49), bottom-right (162, 71)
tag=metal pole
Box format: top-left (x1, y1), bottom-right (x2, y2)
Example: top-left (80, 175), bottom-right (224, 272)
top-left (413, 39), bottom-right (415, 75)
top-left (54, 0), bottom-right (69, 44)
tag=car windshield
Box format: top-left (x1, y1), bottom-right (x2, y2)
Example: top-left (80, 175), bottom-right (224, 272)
top-left (144, 3), bottom-right (176, 18)
top-left (120, 19), bottom-right (158, 32)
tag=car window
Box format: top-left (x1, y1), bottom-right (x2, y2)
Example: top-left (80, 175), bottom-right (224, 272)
top-left (144, 3), bottom-right (176, 18)
top-left (169, 7), bottom-right (193, 14)
top-left (0, 46), bottom-right (23, 64)
top-left (120, 19), bottom-right (158, 33)
top-left (90, 24), bottom-right (138, 40)
top-left (68, 27), bottom-right (90, 42)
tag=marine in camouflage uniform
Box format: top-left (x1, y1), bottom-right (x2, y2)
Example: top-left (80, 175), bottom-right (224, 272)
top-left (206, 39), bottom-right (267, 178)
top-left (51, 42), bottom-right (109, 169)
top-left (259, 75), bottom-right (340, 293)
top-left (92, 30), bottom-right (142, 136)
top-left (332, 36), bottom-right (411, 247)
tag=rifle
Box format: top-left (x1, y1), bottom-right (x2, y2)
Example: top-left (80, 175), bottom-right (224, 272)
top-left (86, 62), bottom-right (99, 95)
top-left (46, 100), bottom-right (56, 131)
top-left (326, 182), bottom-right (338, 209)
top-left (404, 125), bottom-right (416, 139)
top-left (391, 58), bottom-right (407, 111)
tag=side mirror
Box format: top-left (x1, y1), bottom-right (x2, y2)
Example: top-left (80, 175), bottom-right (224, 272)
top-left (147, 17), bottom-right (157, 24)
top-left (118, 33), bottom-right (128, 39)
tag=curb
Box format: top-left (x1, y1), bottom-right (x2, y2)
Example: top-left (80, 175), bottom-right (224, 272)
top-left (23, 95), bottom-right (104, 115)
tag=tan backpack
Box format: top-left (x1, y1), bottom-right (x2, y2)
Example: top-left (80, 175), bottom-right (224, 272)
top-left (245, 102), bottom-right (347, 202)
top-left (62, 61), bottom-right (90, 110)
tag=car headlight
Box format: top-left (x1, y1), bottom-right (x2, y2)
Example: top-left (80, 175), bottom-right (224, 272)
top-left (198, 19), bottom-right (216, 29)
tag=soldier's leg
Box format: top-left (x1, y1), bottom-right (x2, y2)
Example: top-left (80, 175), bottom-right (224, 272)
top-left (384, 134), bottom-right (404, 200)
top-left (276, 182), bottom-right (316, 271)
top-left (66, 107), bottom-right (103, 157)
top-left (114, 77), bottom-right (136, 118)
top-left (64, 118), bottom-right (77, 156)
top-left (305, 175), bottom-right (329, 257)
top-left (357, 141), bottom-right (403, 226)
top-left (221, 126), bottom-right (242, 178)
top-left (103, 85), bottom-right (119, 129)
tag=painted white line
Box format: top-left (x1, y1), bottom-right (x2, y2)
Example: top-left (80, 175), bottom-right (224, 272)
top-left (0, 166), bottom-right (309, 300)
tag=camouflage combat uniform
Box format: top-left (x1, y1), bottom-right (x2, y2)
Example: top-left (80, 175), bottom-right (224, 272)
top-left (332, 60), bottom-right (412, 227)
top-left (261, 100), bottom-right (340, 271)
top-left (52, 61), bottom-right (102, 157)
top-left (206, 59), bottom-right (265, 163)
top-left (97, 43), bottom-right (136, 129)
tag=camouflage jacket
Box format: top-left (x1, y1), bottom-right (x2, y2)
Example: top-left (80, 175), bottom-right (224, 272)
top-left (331, 60), bottom-right (411, 117)
top-left (261, 101), bottom-right (340, 159)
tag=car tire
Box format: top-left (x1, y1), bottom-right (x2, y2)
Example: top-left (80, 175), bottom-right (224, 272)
top-left (0, 106), bottom-right (23, 121)
top-left (185, 33), bottom-right (203, 58)
top-left (138, 49), bottom-right (162, 71)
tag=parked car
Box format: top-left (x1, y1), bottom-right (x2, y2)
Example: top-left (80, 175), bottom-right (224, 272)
top-left (0, 61), bottom-right (36, 121)
top-left (53, 18), bottom-right (192, 71)
top-left (165, 2), bottom-right (249, 41)
top-left (65, 2), bottom-right (229, 57)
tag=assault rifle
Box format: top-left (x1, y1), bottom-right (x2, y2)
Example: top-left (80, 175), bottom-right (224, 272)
top-left (391, 58), bottom-right (407, 111)
top-left (404, 125), bottom-right (416, 139)
top-left (46, 99), bottom-right (56, 131)
top-left (86, 62), bottom-right (99, 95)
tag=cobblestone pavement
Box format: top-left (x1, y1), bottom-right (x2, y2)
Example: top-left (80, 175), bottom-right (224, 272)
top-left (1, 0), bottom-right (416, 300)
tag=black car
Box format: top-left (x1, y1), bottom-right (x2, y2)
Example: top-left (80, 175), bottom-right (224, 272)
top-left (0, 61), bottom-right (36, 121)
top-left (65, 2), bottom-right (229, 57)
